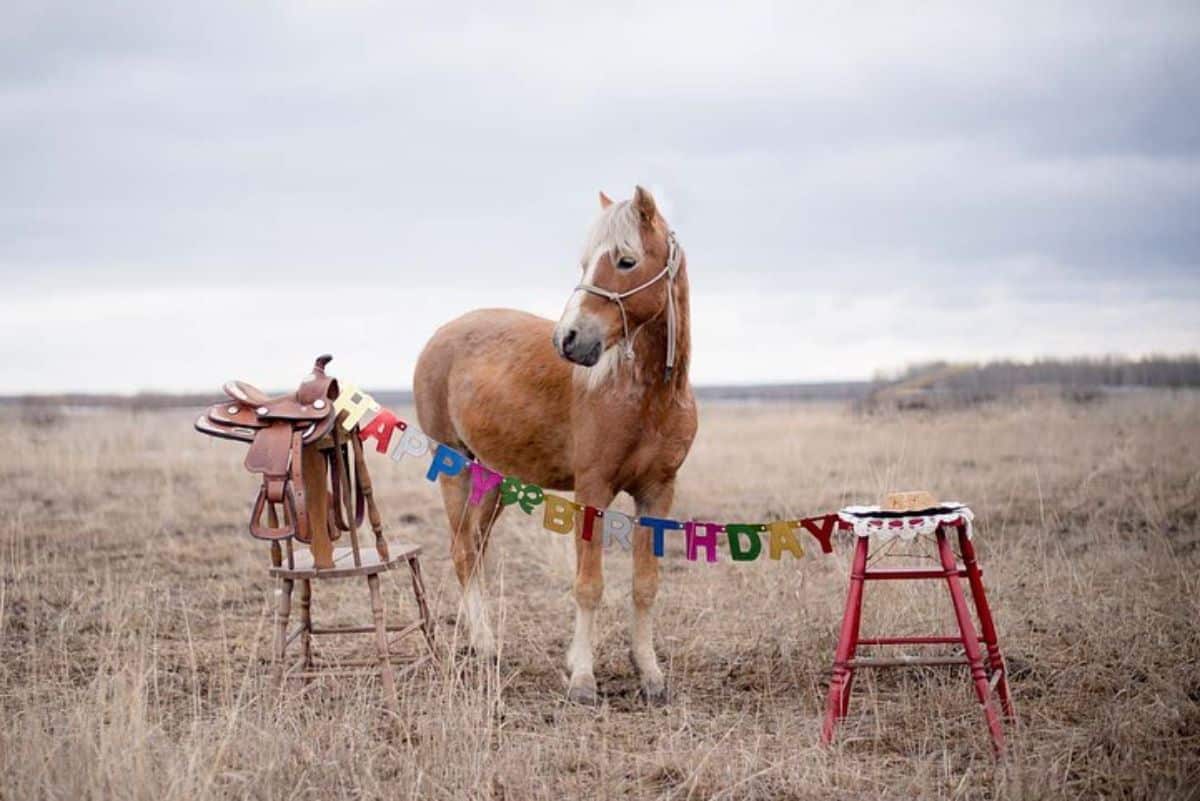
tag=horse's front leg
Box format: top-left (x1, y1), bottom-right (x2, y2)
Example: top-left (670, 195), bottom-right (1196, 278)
top-left (632, 481), bottom-right (674, 704)
top-left (567, 481), bottom-right (613, 705)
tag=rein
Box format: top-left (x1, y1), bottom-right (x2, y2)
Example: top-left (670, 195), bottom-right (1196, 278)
top-left (574, 230), bottom-right (683, 380)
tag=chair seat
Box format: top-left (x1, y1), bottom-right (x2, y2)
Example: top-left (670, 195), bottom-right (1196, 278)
top-left (270, 542), bottom-right (423, 579)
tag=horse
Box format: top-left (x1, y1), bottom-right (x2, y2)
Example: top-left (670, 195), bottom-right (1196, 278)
top-left (413, 186), bottom-right (697, 704)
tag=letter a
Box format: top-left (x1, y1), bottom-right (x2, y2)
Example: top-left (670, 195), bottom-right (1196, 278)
top-left (768, 521), bottom-right (805, 560)
top-left (358, 408), bottom-right (405, 453)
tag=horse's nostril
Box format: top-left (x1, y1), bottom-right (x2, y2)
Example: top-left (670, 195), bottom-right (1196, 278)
top-left (563, 329), bottom-right (578, 350)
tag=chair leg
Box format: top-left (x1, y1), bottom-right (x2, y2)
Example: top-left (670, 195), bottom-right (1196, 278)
top-left (299, 579), bottom-right (313, 670)
top-left (272, 578), bottom-right (295, 692)
top-left (367, 573), bottom-right (399, 717)
top-left (822, 536), bottom-right (869, 744)
top-left (958, 525), bottom-right (1016, 722)
top-left (408, 556), bottom-right (437, 656)
top-left (936, 527), bottom-right (1006, 754)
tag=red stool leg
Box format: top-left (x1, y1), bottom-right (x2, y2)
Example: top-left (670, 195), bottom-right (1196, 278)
top-left (841, 558), bottom-right (867, 717)
top-left (936, 526), bottom-right (1006, 754)
top-left (957, 524), bottom-right (1016, 722)
top-left (822, 536), bottom-right (868, 744)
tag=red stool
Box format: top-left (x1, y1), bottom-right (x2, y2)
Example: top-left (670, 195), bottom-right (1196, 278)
top-left (820, 505), bottom-right (1016, 754)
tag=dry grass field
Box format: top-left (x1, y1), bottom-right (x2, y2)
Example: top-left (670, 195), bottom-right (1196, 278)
top-left (2, 393), bottom-right (1199, 800)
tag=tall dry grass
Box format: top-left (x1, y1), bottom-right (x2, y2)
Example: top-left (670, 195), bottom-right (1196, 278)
top-left (1, 393), bottom-right (1198, 799)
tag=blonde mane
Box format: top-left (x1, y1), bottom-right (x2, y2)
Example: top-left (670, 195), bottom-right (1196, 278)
top-left (581, 200), bottom-right (644, 272)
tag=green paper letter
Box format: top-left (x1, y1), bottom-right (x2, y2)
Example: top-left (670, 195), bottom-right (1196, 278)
top-left (725, 524), bottom-right (763, 561)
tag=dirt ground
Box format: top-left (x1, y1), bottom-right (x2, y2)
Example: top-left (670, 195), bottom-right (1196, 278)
top-left (2, 393), bottom-right (1198, 800)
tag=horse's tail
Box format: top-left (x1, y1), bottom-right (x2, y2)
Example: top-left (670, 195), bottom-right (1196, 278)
top-left (413, 332), bottom-right (454, 445)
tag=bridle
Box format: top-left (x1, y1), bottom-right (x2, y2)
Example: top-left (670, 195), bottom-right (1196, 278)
top-left (574, 229), bottom-right (683, 380)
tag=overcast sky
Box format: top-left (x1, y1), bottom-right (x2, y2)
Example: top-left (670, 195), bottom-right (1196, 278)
top-left (3, 1), bottom-right (1198, 393)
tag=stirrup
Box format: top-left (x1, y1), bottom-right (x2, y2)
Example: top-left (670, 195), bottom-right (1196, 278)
top-left (249, 482), bottom-right (300, 541)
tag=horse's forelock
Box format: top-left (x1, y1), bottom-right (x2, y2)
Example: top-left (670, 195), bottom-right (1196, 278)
top-left (581, 200), bottom-right (645, 274)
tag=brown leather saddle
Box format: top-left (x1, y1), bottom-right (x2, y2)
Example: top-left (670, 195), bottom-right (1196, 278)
top-left (195, 354), bottom-right (364, 543)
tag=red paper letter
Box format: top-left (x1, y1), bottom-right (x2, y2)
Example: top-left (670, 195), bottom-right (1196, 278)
top-left (358, 409), bottom-right (405, 454)
top-left (800, 514), bottom-right (837, 554)
top-left (580, 506), bottom-right (601, 541)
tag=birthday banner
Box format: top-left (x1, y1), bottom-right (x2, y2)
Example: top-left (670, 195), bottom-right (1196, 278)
top-left (334, 385), bottom-right (839, 563)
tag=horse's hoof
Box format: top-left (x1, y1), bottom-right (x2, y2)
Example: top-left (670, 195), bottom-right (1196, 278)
top-left (640, 681), bottom-right (670, 706)
top-left (469, 635), bottom-right (497, 663)
top-left (469, 647), bottom-right (499, 666)
top-left (566, 683), bottom-right (599, 706)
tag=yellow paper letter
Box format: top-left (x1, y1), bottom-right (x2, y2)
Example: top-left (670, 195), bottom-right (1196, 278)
top-left (768, 520), bottom-right (805, 560)
top-left (332, 383), bottom-right (381, 430)
top-left (543, 494), bottom-right (578, 534)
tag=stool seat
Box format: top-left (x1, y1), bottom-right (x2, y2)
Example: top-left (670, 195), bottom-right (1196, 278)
top-left (269, 541), bottom-right (422, 578)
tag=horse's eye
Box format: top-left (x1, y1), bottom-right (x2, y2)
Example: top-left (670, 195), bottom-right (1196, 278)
top-left (616, 257), bottom-right (637, 270)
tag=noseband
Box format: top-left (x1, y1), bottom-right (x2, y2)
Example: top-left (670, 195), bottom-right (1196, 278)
top-left (574, 230), bottom-right (683, 380)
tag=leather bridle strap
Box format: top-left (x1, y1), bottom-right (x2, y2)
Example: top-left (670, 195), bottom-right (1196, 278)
top-left (574, 230), bottom-right (682, 380)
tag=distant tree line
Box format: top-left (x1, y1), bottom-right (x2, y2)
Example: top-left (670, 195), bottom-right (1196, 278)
top-left (865, 355), bottom-right (1200, 411)
top-left (915, 355), bottom-right (1200, 389)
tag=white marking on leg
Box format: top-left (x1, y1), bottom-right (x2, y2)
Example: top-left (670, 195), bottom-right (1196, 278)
top-left (631, 602), bottom-right (663, 685)
top-left (481, 532), bottom-right (500, 584)
top-left (463, 572), bottom-right (495, 657)
top-left (567, 602), bottom-right (595, 677)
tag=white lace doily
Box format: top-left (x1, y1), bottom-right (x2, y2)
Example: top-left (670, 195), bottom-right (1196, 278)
top-left (837, 503), bottom-right (974, 541)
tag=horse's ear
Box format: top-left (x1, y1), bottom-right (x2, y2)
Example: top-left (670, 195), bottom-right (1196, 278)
top-left (599, 191), bottom-right (613, 209)
top-left (633, 185), bottom-right (657, 223)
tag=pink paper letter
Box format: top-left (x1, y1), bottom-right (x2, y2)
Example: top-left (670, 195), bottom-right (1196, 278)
top-left (685, 521), bottom-right (723, 563)
top-left (468, 463), bottom-right (504, 505)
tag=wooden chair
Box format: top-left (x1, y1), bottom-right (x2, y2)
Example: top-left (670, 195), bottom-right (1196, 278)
top-left (196, 355), bottom-right (436, 713)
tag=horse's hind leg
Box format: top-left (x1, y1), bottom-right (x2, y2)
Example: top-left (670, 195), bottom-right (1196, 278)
top-left (438, 470), bottom-right (502, 658)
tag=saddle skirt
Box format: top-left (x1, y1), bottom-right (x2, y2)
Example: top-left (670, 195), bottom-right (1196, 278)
top-left (196, 354), bottom-right (362, 543)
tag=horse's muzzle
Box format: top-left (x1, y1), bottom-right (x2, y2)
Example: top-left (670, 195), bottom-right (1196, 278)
top-left (553, 328), bottom-right (603, 367)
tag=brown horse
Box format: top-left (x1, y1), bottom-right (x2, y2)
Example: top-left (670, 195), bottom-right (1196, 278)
top-left (414, 186), bottom-right (696, 704)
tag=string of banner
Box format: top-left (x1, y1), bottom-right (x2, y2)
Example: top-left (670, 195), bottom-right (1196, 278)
top-left (333, 385), bottom-right (841, 563)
